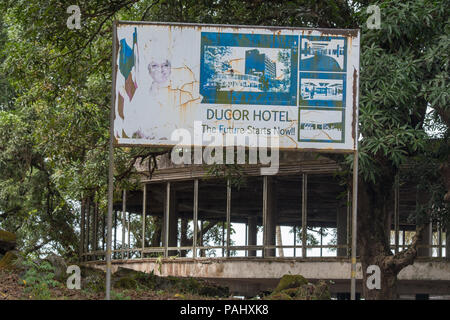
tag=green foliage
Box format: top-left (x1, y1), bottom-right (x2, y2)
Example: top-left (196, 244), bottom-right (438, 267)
top-left (113, 267), bottom-right (229, 297)
top-left (0, 0), bottom-right (363, 258)
top-left (402, 151), bottom-right (450, 229)
top-left (273, 274), bottom-right (308, 292)
top-left (292, 227), bottom-right (323, 246)
top-left (0, 1), bottom-right (447, 297)
top-left (266, 275), bottom-right (330, 300)
top-left (110, 291), bottom-right (131, 300)
top-left (207, 163), bottom-right (246, 189)
top-left (354, 0), bottom-right (449, 185)
top-left (0, 251), bottom-right (17, 269)
top-left (20, 258), bottom-right (59, 300)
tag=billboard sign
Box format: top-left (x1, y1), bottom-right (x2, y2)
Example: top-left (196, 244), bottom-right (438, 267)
top-left (113, 22), bottom-right (359, 151)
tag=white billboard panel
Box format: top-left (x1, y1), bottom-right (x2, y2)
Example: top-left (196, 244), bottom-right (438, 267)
top-left (113, 22), bottom-right (359, 151)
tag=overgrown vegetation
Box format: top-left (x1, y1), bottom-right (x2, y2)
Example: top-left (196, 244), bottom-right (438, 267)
top-left (20, 259), bottom-right (59, 299)
top-left (0, 0), bottom-right (448, 300)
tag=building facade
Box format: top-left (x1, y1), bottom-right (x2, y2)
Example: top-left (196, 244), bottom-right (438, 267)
top-left (81, 152), bottom-right (450, 299)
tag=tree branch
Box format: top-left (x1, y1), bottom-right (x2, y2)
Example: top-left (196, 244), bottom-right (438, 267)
top-left (384, 225), bottom-right (425, 274)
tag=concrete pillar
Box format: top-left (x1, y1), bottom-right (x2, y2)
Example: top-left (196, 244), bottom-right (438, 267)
top-left (247, 216), bottom-right (257, 257)
top-left (180, 218), bottom-right (188, 257)
top-left (418, 223), bottom-right (432, 257)
top-left (264, 177), bottom-right (277, 257)
top-left (445, 230), bottom-right (449, 259)
top-left (337, 206), bottom-right (348, 257)
top-left (79, 198), bottom-right (85, 262)
top-left (164, 187), bottom-right (178, 256)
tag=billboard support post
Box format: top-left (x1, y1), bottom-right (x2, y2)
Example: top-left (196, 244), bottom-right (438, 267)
top-left (105, 21), bottom-right (117, 301)
top-left (351, 150), bottom-right (358, 300)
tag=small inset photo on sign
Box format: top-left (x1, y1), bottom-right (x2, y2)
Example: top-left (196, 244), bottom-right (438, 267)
top-left (200, 32), bottom-right (298, 106)
top-left (202, 47), bottom-right (290, 93)
top-left (298, 108), bottom-right (344, 143)
top-left (301, 78), bottom-right (343, 101)
top-left (299, 72), bottom-right (346, 108)
top-left (300, 36), bottom-right (346, 72)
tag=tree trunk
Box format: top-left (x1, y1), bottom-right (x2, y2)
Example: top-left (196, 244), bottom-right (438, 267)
top-left (150, 216), bottom-right (162, 247)
top-left (441, 154), bottom-right (450, 203)
top-left (180, 218), bottom-right (188, 257)
top-left (358, 174), bottom-right (423, 300)
top-left (0, 230), bottom-right (16, 255)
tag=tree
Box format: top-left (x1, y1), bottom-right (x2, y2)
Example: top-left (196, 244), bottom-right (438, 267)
top-left (353, 0), bottom-right (449, 299)
top-left (0, 0), bottom-right (447, 299)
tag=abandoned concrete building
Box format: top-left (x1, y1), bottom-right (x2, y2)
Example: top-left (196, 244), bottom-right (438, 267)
top-left (81, 152), bottom-right (450, 299)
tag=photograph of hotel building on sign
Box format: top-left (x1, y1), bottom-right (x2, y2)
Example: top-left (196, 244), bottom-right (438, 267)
top-left (298, 35), bottom-right (347, 143)
top-left (202, 47), bottom-right (290, 93)
top-left (200, 32), bottom-right (298, 106)
top-left (300, 79), bottom-right (343, 101)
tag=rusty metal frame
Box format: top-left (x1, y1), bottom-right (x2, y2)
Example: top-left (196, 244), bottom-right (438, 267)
top-left (112, 21), bottom-right (359, 152)
top-left (117, 20), bottom-right (359, 35)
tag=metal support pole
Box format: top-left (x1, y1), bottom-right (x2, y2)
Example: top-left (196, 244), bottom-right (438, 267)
top-left (394, 175), bottom-right (399, 254)
top-left (438, 221), bottom-right (442, 258)
top-left (351, 151), bottom-right (359, 300)
top-left (293, 226), bottom-right (296, 257)
top-left (127, 211), bottom-right (130, 258)
top-left (347, 189), bottom-right (351, 257)
top-left (302, 173), bottom-right (307, 258)
top-left (105, 21), bottom-right (118, 301)
top-left (122, 190), bottom-right (126, 260)
top-left (164, 182), bottom-right (170, 258)
top-left (320, 227), bottom-right (323, 257)
top-left (193, 179), bottom-right (198, 258)
top-left (222, 224), bottom-right (225, 257)
top-left (402, 229), bottom-right (406, 251)
top-left (226, 179), bottom-right (231, 257)
top-left (245, 222), bottom-right (248, 257)
top-left (106, 159), bottom-right (114, 299)
top-left (142, 184), bottom-right (146, 258)
top-left (114, 210), bottom-right (117, 257)
top-left (262, 176), bottom-right (268, 258)
top-left (200, 220), bottom-right (203, 257)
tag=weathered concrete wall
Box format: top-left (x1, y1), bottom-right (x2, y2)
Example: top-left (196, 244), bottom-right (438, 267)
top-left (88, 258), bottom-right (450, 281)
top-left (87, 258), bottom-right (450, 296)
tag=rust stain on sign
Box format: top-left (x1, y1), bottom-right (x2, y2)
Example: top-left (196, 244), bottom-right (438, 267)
top-left (320, 28), bottom-right (359, 38)
top-left (352, 67), bottom-right (358, 150)
top-left (113, 23), bottom-right (359, 152)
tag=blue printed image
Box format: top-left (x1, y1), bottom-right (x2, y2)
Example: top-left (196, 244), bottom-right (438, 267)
top-left (300, 36), bottom-right (347, 72)
top-left (200, 32), bottom-right (298, 106)
top-left (299, 72), bottom-right (346, 108)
